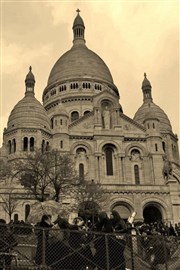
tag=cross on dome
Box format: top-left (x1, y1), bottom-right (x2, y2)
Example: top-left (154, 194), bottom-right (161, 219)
top-left (144, 72), bottom-right (147, 78)
top-left (76, 8), bottom-right (80, 15)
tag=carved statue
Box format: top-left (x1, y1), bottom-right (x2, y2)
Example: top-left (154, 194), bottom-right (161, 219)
top-left (163, 156), bottom-right (172, 181)
top-left (103, 106), bottom-right (111, 129)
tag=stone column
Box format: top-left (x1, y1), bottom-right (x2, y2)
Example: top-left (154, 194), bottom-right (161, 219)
top-left (121, 155), bottom-right (125, 183)
top-left (95, 155), bottom-right (100, 182)
top-left (117, 154), bottom-right (123, 183)
top-left (114, 153), bottom-right (120, 181)
top-left (99, 154), bottom-right (104, 182)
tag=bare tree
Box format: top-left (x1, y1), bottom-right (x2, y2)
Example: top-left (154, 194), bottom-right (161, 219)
top-left (13, 150), bottom-right (78, 202)
top-left (1, 190), bottom-right (20, 221)
top-left (13, 150), bottom-right (52, 202)
top-left (46, 150), bottom-right (78, 202)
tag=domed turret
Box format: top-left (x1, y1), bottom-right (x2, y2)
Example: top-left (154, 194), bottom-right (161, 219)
top-left (142, 73), bottom-right (151, 89)
top-left (73, 9), bottom-right (85, 45)
top-left (134, 74), bottom-right (172, 133)
top-left (6, 67), bottom-right (51, 132)
top-left (25, 66), bottom-right (35, 96)
top-left (142, 73), bottom-right (152, 103)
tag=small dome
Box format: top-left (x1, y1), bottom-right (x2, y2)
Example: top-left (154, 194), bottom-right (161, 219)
top-left (142, 73), bottom-right (151, 89)
top-left (25, 66), bottom-right (35, 84)
top-left (134, 102), bottom-right (172, 132)
top-left (73, 13), bottom-right (85, 28)
top-left (7, 95), bottom-right (51, 132)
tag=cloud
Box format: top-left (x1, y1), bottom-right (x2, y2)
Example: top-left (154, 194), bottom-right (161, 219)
top-left (2, 40), bottom-right (53, 75)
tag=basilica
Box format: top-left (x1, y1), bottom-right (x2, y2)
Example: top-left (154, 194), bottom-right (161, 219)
top-left (0, 11), bottom-right (180, 224)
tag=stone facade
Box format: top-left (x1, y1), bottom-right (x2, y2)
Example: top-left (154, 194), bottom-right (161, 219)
top-left (0, 12), bottom-right (179, 224)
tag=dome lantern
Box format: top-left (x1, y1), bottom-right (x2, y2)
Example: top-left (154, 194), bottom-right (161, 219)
top-left (142, 73), bottom-right (152, 103)
top-left (25, 66), bottom-right (35, 96)
top-left (72, 9), bottom-right (85, 45)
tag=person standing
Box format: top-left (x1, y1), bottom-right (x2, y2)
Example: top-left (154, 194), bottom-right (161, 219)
top-left (34, 214), bottom-right (53, 267)
top-left (110, 210), bottom-right (127, 270)
top-left (93, 212), bottom-right (113, 269)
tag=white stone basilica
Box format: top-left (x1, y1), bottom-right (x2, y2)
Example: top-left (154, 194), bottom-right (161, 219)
top-left (0, 11), bottom-right (180, 224)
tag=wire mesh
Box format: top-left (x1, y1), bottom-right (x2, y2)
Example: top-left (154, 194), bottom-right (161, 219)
top-left (0, 224), bottom-right (179, 269)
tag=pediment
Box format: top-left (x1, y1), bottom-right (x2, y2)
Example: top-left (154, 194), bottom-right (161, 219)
top-left (69, 112), bottom-right (94, 132)
top-left (119, 113), bottom-right (146, 134)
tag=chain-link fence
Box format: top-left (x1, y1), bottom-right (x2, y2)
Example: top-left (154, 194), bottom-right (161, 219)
top-left (0, 224), bottom-right (179, 270)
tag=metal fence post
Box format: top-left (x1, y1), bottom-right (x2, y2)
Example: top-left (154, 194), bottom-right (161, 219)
top-left (131, 228), bottom-right (137, 270)
top-left (105, 234), bottom-right (110, 270)
top-left (163, 236), bottom-right (168, 270)
top-left (42, 229), bottom-right (47, 270)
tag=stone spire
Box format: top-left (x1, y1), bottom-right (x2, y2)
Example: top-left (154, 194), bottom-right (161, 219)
top-left (72, 9), bottom-right (85, 45)
top-left (142, 73), bottom-right (153, 103)
top-left (25, 66), bottom-right (35, 96)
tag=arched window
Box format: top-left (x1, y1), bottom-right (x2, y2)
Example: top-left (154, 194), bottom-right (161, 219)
top-left (30, 137), bottom-right (34, 152)
top-left (23, 137), bottom-right (28, 151)
top-left (155, 143), bottom-right (158, 152)
top-left (162, 141), bottom-right (166, 152)
top-left (60, 140), bottom-right (63, 149)
top-left (105, 147), bottom-right (113, 175)
top-left (79, 163), bottom-right (84, 182)
top-left (8, 140), bottom-right (11, 154)
top-left (12, 138), bottom-right (16, 153)
top-left (153, 123), bottom-right (155, 129)
top-left (134, 165), bottom-right (140, 184)
top-left (41, 140), bottom-right (45, 153)
top-left (25, 204), bottom-right (30, 220)
top-left (46, 142), bottom-right (49, 151)
top-left (71, 111), bottom-right (79, 122)
top-left (51, 118), bottom-right (53, 129)
top-left (84, 110), bottom-right (90, 115)
top-left (60, 119), bottom-right (63, 125)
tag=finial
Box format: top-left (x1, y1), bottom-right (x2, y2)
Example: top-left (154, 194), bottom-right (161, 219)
top-left (144, 72), bottom-right (147, 79)
top-left (29, 66), bottom-right (32, 72)
top-left (76, 8), bottom-right (80, 15)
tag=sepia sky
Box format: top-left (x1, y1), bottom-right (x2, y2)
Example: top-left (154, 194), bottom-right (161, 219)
top-left (0, 1), bottom-right (179, 147)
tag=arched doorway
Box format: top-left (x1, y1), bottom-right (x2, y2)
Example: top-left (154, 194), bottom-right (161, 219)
top-left (78, 201), bottom-right (100, 226)
top-left (112, 204), bottom-right (131, 222)
top-left (143, 205), bottom-right (162, 223)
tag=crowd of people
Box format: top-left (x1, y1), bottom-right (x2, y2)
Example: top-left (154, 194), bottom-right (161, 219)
top-left (34, 211), bottom-right (180, 270)
top-left (0, 212), bottom-right (179, 270)
top-left (134, 221), bottom-right (180, 237)
top-left (35, 210), bottom-right (128, 270)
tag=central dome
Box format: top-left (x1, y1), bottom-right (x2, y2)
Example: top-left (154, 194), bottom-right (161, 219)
top-left (47, 44), bottom-right (114, 87)
top-left (47, 12), bottom-right (116, 91)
